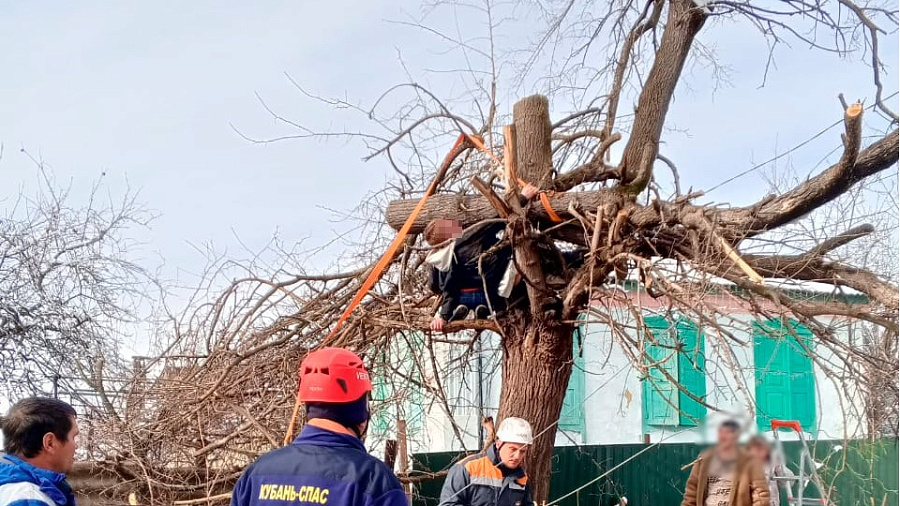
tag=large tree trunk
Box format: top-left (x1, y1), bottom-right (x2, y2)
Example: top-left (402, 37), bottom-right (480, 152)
top-left (493, 95), bottom-right (573, 503)
top-left (497, 315), bottom-right (575, 503)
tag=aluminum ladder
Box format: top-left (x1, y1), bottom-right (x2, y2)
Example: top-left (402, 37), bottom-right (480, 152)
top-left (769, 420), bottom-right (832, 506)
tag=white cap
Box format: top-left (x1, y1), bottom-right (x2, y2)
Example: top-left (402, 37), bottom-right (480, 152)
top-left (496, 417), bottom-right (533, 445)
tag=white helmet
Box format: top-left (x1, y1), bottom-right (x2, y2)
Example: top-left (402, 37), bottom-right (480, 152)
top-left (495, 417), bottom-right (533, 445)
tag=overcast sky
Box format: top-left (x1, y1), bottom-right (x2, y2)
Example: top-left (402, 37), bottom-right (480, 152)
top-left (2, 2), bottom-right (897, 352)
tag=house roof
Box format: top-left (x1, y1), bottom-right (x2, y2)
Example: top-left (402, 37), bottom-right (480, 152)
top-left (611, 257), bottom-right (868, 304)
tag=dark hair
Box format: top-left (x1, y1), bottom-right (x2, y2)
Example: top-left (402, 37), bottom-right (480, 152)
top-left (720, 419), bottom-right (740, 432)
top-left (1, 397), bottom-right (77, 458)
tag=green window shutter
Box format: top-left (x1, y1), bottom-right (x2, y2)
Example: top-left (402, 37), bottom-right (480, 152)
top-left (754, 319), bottom-right (817, 433)
top-left (403, 331), bottom-right (427, 436)
top-left (372, 375), bottom-right (392, 436)
top-left (787, 323), bottom-right (817, 432)
top-left (676, 319), bottom-right (706, 427)
top-left (754, 320), bottom-right (792, 431)
top-left (642, 315), bottom-right (679, 426)
top-left (560, 322), bottom-right (587, 434)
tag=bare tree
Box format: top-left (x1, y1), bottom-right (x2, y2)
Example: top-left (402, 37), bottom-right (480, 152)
top-left (1, 156), bottom-right (152, 399)
top-left (375, 1), bottom-right (898, 498)
top-left (84, 0), bottom-right (898, 503)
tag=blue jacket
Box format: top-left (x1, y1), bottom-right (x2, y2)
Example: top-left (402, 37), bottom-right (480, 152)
top-left (231, 426), bottom-right (407, 506)
top-left (0, 454), bottom-right (76, 506)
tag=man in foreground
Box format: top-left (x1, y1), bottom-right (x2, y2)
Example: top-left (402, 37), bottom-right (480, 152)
top-left (0, 397), bottom-right (79, 506)
top-left (231, 347), bottom-right (407, 506)
top-left (439, 417), bottom-right (534, 506)
top-left (681, 420), bottom-right (770, 506)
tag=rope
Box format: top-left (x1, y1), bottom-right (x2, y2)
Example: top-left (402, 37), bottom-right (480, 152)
top-left (545, 429), bottom-right (688, 506)
top-left (705, 91), bottom-right (899, 194)
top-left (539, 192), bottom-right (564, 223)
top-left (467, 134), bottom-right (564, 223)
top-left (283, 133), bottom-right (470, 445)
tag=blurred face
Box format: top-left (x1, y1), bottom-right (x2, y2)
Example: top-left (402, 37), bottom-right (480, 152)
top-left (45, 417), bottom-right (79, 473)
top-left (429, 220), bottom-right (463, 245)
top-left (717, 426), bottom-right (738, 450)
top-left (748, 443), bottom-right (770, 463)
top-left (497, 440), bottom-right (528, 469)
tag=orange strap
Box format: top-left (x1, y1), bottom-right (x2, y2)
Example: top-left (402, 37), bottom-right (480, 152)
top-left (468, 134), bottom-right (563, 223)
top-left (465, 134), bottom-right (503, 167)
top-left (324, 134), bottom-right (467, 345)
top-left (283, 133), bottom-right (468, 445)
top-left (539, 192), bottom-right (563, 223)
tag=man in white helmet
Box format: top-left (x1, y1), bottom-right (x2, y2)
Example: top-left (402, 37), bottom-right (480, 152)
top-left (439, 417), bottom-right (533, 506)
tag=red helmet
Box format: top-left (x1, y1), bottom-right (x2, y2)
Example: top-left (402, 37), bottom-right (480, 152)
top-left (298, 347), bottom-right (372, 403)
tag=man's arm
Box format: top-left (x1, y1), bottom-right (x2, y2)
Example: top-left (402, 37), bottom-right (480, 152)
top-left (517, 183), bottom-right (539, 206)
top-left (680, 460), bottom-right (700, 506)
top-left (438, 293), bottom-right (457, 321)
top-left (371, 489), bottom-right (409, 506)
top-left (429, 265), bottom-right (458, 331)
top-left (521, 483), bottom-right (534, 506)
top-left (748, 459), bottom-right (771, 506)
top-left (438, 464), bottom-right (471, 506)
top-left (230, 467), bottom-right (253, 506)
top-left (775, 463), bottom-right (794, 491)
top-left (429, 266), bottom-right (442, 295)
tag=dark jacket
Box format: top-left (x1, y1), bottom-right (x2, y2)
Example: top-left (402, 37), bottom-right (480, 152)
top-left (438, 445), bottom-right (531, 506)
top-left (231, 426), bottom-right (407, 506)
top-left (681, 449), bottom-right (770, 506)
top-left (428, 221), bottom-right (511, 320)
top-left (0, 454), bottom-right (76, 506)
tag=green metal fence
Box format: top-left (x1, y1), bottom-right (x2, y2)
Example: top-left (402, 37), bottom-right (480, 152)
top-left (412, 439), bottom-right (898, 506)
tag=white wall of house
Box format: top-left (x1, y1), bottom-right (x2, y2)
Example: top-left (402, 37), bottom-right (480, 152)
top-left (401, 292), bottom-right (868, 455)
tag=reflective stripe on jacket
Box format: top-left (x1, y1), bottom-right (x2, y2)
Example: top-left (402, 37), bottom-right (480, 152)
top-left (438, 445), bottom-right (532, 506)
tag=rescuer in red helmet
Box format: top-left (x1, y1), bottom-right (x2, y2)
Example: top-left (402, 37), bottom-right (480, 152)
top-left (231, 347), bottom-right (407, 506)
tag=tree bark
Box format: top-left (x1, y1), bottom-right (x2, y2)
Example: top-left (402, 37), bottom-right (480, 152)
top-left (514, 95), bottom-right (554, 189)
top-left (489, 96), bottom-right (572, 503)
top-left (496, 317), bottom-right (574, 504)
top-left (618, 0), bottom-right (706, 194)
top-left (385, 188), bottom-right (639, 235)
top-left (380, 96), bottom-right (899, 500)
top-left (384, 129), bottom-right (899, 235)
top-left (510, 96), bottom-right (553, 315)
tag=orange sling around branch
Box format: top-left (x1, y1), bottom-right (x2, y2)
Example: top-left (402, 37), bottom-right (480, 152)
top-left (467, 133), bottom-right (563, 223)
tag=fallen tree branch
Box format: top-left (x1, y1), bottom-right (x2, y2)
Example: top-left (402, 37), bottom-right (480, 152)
top-left (173, 493), bottom-right (232, 505)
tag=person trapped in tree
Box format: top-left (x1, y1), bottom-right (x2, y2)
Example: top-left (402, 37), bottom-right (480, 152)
top-left (439, 417), bottom-right (534, 506)
top-left (681, 420), bottom-right (770, 506)
top-left (424, 184), bottom-right (539, 332)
